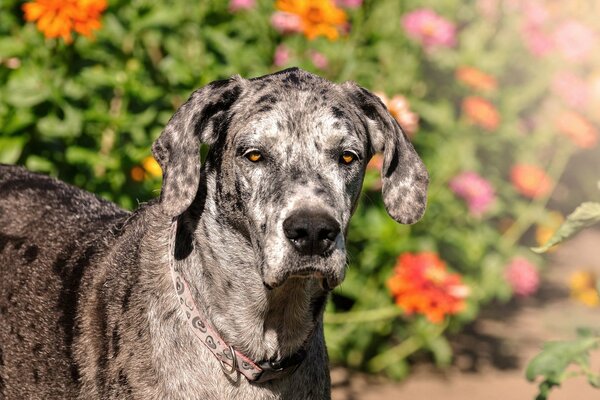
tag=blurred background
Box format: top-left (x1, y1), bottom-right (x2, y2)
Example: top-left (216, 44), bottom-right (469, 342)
top-left (1, 0), bottom-right (600, 398)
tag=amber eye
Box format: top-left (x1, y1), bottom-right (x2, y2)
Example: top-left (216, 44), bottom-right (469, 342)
top-left (340, 151), bottom-right (358, 165)
top-left (245, 150), bottom-right (263, 163)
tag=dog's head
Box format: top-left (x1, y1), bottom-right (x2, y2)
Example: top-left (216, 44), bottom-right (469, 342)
top-left (152, 68), bottom-right (428, 290)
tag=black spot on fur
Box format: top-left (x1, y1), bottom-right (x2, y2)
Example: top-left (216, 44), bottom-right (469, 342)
top-left (256, 105), bottom-right (273, 114)
top-left (23, 244), bottom-right (38, 264)
top-left (112, 327), bottom-right (120, 358)
top-left (193, 85), bottom-right (242, 139)
top-left (257, 94), bottom-right (278, 104)
top-left (33, 369), bottom-right (40, 384)
top-left (331, 106), bottom-right (345, 119)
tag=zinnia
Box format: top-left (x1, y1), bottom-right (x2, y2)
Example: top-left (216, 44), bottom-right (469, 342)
top-left (551, 71), bottom-right (589, 109)
top-left (554, 111), bottom-right (599, 149)
top-left (505, 257), bottom-right (539, 297)
top-left (22, 0), bottom-right (107, 43)
top-left (456, 67), bottom-right (497, 92)
top-left (552, 20), bottom-right (596, 63)
top-left (387, 252), bottom-right (469, 324)
top-left (449, 171), bottom-right (495, 216)
top-left (401, 8), bottom-right (457, 49)
top-left (510, 164), bottom-right (553, 199)
top-left (462, 96), bottom-right (500, 131)
top-left (275, 0), bottom-right (347, 41)
top-left (374, 92), bottom-right (419, 137)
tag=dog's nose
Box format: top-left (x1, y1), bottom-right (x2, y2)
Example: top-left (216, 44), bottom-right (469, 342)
top-left (283, 209), bottom-right (341, 256)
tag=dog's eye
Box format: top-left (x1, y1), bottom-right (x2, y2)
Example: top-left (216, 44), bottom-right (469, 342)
top-left (245, 150), bottom-right (263, 163)
top-left (340, 151), bottom-right (358, 165)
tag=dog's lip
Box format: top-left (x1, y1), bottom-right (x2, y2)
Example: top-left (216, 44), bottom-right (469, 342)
top-left (264, 267), bottom-right (338, 290)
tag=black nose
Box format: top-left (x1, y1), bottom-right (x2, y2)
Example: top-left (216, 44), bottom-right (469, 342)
top-left (283, 209), bottom-right (341, 256)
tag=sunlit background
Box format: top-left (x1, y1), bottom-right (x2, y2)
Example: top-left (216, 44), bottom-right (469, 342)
top-left (1, 0), bottom-right (599, 398)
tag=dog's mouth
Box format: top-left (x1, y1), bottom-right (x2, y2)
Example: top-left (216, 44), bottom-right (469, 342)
top-left (264, 265), bottom-right (342, 291)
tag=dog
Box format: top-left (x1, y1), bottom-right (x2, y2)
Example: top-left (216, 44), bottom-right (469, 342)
top-left (0, 67), bottom-right (428, 399)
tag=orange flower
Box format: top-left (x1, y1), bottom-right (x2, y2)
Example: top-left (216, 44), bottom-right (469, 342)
top-left (554, 111), bottom-right (599, 149)
top-left (374, 92), bottom-right (420, 137)
top-left (276, 0), bottom-right (347, 41)
top-left (462, 96), bottom-right (500, 131)
top-left (387, 252), bottom-right (469, 324)
top-left (142, 156), bottom-right (162, 178)
top-left (510, 164), bottom-right (553, 199)
top-left (130, 166), bottom-right (145, 182)
top-left (22, 0), bottom-right (107, 43)
top-left (456, 67), bottom-right (497, 92)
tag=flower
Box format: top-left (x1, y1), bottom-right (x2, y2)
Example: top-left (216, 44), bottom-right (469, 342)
top-left (569, 271), bottom-right (600, 307)
top-left (271, 11), bottom-right (303, 34)
top-left (521, 23), bottom-right (554, 57)
top-left (505, 257), bottom-right (539, 297)
top-left (22, 0), bottom-right (107, 44)
top-left (229, 0), bottom-right (256, 12)
top-left (275, 0), bottom-right (347, 41)
top-left (552, 20), bottom-right (596, 63)
top-left (554, 111), bottom-right (599, 149)
top-left (535, 211), bottom-right (564, 251)
top-left (273, 45), bottom-right (291, 67)
top-left (462, 96), bottom-right (500, 131)
top-left (551, 71), bottom-right (589, 109)
top-left (449, 171), bottom-right (495, 216)
top-left (387, 252), bottom-right (469, 324)
top-left (401, 9), bottom-right (457, 49)
top-left (456, 67), bottom-right (497, 92)
top-left (374, 92), bottom-right (420, 137)
top-left (510, 164), bottom-right (553, 199)
top-left (309, 50), bottom-right (328, 70)
top-left (142, 156), bottom-right (162, 178)
top-left (130, 166), bottom-right (145, 182)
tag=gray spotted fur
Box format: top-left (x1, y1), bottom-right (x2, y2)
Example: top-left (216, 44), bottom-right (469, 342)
top-left (0, 68), bottom-right (428, 399)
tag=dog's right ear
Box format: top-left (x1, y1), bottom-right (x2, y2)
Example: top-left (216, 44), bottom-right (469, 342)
top-left (152, 77), bottom-right (244, 217)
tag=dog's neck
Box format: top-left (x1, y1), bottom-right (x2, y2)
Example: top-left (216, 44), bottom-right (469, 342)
top-left (174, 203), bottom-right (328, 364)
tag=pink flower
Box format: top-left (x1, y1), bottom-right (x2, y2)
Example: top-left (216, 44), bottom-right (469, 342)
top-left (229, 0), bottom-right (255, 12)
top-left (401, 9), bottom-right (457, 49)
top-left (309, 51), bottom-right (328, 70)
top-left (553, 21), bottom-right (596, 63)
top-left (270, 11), bottom-right (303, 35)
top-left (449, 172), bottom-right (495, 216)
top-left (335, 0), bottom-right (363, 8)
top-left (521, 23), bottom-right (554, 57)
top-left (551, 71), bottom-right (589, 109)
top-left (522, 0), bottom-right (549, 27)
top-left (505, 257), bottom-right (539, 297)
top-left (273, 45), bottom-right (291, 67)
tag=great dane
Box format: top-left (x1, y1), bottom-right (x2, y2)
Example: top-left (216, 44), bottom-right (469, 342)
top-left (0, 67), bottom-right (428, 399)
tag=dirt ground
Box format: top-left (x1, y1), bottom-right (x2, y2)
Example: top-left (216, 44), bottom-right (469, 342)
top-left (331, 229), bottom-right (600, 400)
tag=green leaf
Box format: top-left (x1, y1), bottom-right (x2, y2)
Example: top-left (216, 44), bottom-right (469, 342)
top-left (5, 70), bottom-right (51, 108)
top-left (532, 203), bottom-right (600, 253)
top-left (0, 136), bottom-right (26, 164)
top-left (526, 337), bottom-right (599, 384)
top-left (37, 106), bottom-right (83, 138)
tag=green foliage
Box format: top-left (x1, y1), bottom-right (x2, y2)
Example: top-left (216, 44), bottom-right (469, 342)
top-left (533, 202), bottom-right (600, 253)
top-left (2, 0), bottom-right (599, 381)
top-left (526, 331), bottom-right (600, 400)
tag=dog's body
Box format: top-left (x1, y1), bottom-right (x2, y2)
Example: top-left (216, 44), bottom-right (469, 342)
top-left (0, 68), bottom-right (428, 399)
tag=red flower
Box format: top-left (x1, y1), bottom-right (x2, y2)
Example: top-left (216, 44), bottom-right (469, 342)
top-left (387, 252), bottom-right (468, 324)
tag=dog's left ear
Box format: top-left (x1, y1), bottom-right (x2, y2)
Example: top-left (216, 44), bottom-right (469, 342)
top-left (152, 77), bottom-right (244, 217)
top-left (344, 82), bottom-right (429, 224)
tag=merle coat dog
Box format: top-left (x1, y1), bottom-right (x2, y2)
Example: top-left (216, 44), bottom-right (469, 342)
top-left (0, 68), bottom-right (428, 399)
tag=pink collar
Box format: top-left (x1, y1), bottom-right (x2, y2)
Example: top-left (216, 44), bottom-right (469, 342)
top-left (168, 218), bottom-right (308, 383)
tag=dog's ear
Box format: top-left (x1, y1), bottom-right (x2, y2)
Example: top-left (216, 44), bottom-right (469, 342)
top-left (152, 77), bottom-right (244, 217)
top-left (344, 82), bottom-right (428, 224)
